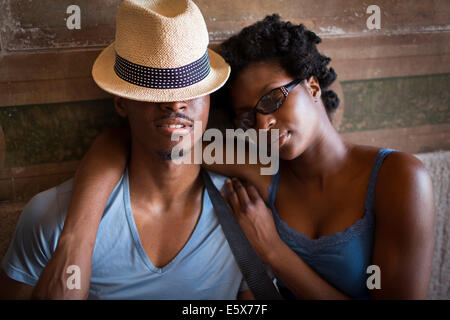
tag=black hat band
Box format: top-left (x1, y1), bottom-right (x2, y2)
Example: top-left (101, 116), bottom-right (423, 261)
top-left (114, 50), bottom-right (211, 89)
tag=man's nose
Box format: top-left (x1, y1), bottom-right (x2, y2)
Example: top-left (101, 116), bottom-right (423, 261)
top-left (255, 113), bottom-right (276, 130)
top-left (159, 101), bottom-right (188, 112)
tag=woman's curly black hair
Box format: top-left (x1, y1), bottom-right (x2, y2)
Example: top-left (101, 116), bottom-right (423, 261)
top-left (219, 14), bottom-right (340, 114)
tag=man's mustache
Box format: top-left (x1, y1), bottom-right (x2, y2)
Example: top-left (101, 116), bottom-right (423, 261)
top-left (158, 112), bottom-right (195, 124)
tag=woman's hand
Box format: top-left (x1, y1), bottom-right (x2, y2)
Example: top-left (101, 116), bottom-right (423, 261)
top-left (223, 178), bottom-right (283, 262)
top-left (32, 234), bottom-right (93, 299)
top-left (223, 177), bottom-right (350, 300)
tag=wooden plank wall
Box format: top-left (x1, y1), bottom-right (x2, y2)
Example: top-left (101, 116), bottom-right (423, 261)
top-left (0, 0), bottom-right (449, 209)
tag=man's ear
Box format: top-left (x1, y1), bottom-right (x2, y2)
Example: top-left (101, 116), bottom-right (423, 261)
top-left (305, 76), bottom-right (321, 100)
top-left (114, 96), bottom-right (128, 118)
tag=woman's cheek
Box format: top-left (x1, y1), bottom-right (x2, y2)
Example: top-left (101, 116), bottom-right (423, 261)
top-left (285, 120), bottom-right (316, 159)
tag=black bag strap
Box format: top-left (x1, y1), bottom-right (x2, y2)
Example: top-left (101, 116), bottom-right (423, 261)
top-left (201, 169), bottom-right (282, 300)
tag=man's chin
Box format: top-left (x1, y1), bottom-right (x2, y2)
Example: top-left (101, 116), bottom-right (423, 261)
top-left (156, 150), bottom-right (174, 161)
top-left (156, 146), bottom-right (193, 161)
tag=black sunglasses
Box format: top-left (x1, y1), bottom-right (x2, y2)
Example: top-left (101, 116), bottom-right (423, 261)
top-left (233, 79), bottom-right (303, 130)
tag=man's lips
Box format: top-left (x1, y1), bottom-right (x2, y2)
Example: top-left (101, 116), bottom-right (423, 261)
top-left (154, 118), bottom-right (194, 136)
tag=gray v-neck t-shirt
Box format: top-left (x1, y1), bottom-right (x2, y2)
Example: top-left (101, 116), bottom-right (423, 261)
top-left (2, 170), bottom-right (245, 299)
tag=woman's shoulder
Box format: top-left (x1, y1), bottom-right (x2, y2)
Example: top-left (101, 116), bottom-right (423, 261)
top-left (349, 144), bottom-right (427, 178)
top-left (351, 145), bottom-right (434, 224)
top-left (370, 147), bottom-right (430, 189)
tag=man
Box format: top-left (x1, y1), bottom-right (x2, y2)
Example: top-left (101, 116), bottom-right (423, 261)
top-left (0, 0), bottom-right (251, 299)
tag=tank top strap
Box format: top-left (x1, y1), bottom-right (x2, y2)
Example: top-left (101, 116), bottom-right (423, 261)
top-left (267, 162), bottom-right (282, 208)
top-left (268, 149), bottom-right (396, 213)
top-left (364, 148), bottom-right (397, 214)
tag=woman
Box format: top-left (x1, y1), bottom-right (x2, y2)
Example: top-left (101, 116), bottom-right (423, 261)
top-left (33, 15), bottom-right (435, 299)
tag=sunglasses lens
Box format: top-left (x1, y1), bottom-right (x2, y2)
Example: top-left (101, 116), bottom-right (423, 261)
top-left (256, 89), bottom-right (285, 114)
top-left (234, 87), bottom-right (289, 129)
top-left (234, 111), bottom-right (255, 130)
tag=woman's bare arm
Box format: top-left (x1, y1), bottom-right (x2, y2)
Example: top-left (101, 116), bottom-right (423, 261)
top-left (370, 152), bottom-right (435, 299)
top-left (202, 140), bottom-right (272, 200)
top-left (32, 127), bottom-right (130, 299)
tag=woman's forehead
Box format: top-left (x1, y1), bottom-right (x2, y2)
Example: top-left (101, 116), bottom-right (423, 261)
top-left (231, 62), bottom-right (291, 103)
top-left (237, 61), bottom-right (287, 82)
top-left (233, 64), bottom-right (288, 96)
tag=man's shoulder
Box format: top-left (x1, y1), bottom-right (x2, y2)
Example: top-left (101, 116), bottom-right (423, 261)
top-left (20, 178), bottom-right (74, 229)
top-left (29, 178), bottom-right (72, 211)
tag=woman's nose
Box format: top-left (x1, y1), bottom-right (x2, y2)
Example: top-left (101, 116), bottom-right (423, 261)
top-left (159, 101), bottom-right (188, 112)
top-left (255, 112), bottom-right (276, 130)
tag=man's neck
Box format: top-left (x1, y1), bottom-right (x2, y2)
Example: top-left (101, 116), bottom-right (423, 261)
top-left (127, 144), bottom-right (203, 215)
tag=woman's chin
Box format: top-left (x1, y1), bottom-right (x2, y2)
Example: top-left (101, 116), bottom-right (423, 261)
top-left (278, 143), bottom-right (306, 161)
top-left (278, 146), bottom-right (296, 161)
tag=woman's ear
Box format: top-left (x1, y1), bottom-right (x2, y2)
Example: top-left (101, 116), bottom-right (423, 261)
top-left (114, 97), bottom-right (128, 118)
top-left (306, 76), bottom-right (321, 100)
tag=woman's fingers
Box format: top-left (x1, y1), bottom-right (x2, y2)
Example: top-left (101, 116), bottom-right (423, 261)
top-left (246, 182), bottom-right (263, 202)
top-left (225, 178), bottom-right (261, 216)
top-left (225, 179), bottom-right (241, 214)
top-left (221, 189), bottom-right (234, 213)
top-left (231, 178), bottom-right (251, 209)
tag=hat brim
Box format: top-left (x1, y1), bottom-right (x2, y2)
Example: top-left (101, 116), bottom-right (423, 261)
top-left (92, 43), bottom-right (230, 102)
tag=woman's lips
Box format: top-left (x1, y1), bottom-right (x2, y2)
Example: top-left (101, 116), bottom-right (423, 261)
top-left (278, 131), bottom-right (291, 148)
top-left (269, 130), bottom-right (290, 148)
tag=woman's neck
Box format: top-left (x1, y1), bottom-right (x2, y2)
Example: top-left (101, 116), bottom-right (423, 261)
top-left (285, 118), bottom-right (352, 184)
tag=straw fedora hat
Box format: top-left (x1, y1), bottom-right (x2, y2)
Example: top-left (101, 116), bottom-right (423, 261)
top-left (92, 0), bottom-right (230, 102)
